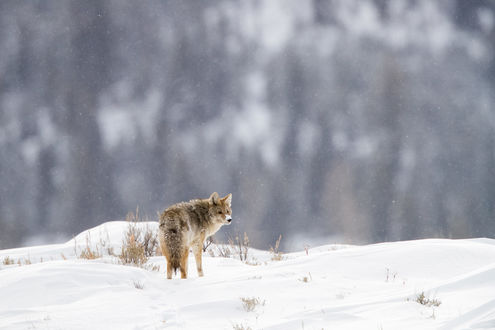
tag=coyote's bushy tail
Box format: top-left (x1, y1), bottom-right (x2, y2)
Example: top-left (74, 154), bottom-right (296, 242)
top-left (159, 222), bottom-right (183, 274)
top-left (168, 246), bottom-right (181, 274)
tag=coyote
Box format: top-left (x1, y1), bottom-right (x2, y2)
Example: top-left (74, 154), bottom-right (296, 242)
top-left (158, 192), bottom-right (232, 279)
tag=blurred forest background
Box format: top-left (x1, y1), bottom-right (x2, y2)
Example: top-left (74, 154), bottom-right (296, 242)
top-left (1, 0), bottom-right (494, 250)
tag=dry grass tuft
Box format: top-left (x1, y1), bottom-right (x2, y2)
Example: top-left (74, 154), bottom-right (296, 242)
top-left (270, 235), bottom-right (284, 261)
top-left (119, 209), bottom-right (159, 268)
top-left (2, 256), bottom-right (15, 265)
top-left (230, 232), bottom-right (250, 262)
top-left (414, 292), bottom-right (441, 307)
top-left (208, 243), bottom-right (234, 258)
top-left (133, 280), bottom-right (144, 290)
top-left (299, 272), bottom-right (312, 283)
top-left (75, 230), bottom-right (113, 260)
top-left (240, 296), bottom-right (265, 312)
top-left (18, 257), bottom-right (32, 266)
top-left (2, 256), bottom-right (34, 267)
top-left (202, 236), bottom-right (214, 252)
top-left (119, 224), bottom-right (148, 266)
top-left (207, 232), bottom-right (250, 263)
top-left (79, 234), bottom-right (102, 259)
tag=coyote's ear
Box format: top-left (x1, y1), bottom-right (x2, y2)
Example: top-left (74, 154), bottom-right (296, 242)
top-left (222, 193), bottom-right (232, 207)
top-left (209, 192), bottom-right (220, 205)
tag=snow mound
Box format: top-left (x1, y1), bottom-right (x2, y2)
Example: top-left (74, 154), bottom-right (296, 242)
top-left (1, 222), bottom-right (495, 329)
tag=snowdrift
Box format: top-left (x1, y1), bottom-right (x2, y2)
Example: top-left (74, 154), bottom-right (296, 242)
top-left (1, 222), bottom-right (495, 329)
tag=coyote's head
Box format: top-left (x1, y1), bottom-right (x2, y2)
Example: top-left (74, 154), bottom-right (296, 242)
top-left (208, 192), bottom-right (232, 225)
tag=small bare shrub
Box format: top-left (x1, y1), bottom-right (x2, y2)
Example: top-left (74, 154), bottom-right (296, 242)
top-left (119, 210), bottom-right (159, 267)
top-left (229, 232), bottom-right (249, 262)
top-left (270, 235), bottom-right (284, 261)
top-left (3, 256), bottom-right (14, 265)
top-left (232, 324), bottom-right (252, 330)
top-left (244, 257), bottom-right (260, 266)
top-left (203, 236), bottom-right (214, 252)
top-left (143, 229), bottom-right (159, 257)
top-left (146, 264), bottom-right (161, 272)
top-left (119, 224), bottom-right (147, 267)
top-left (16, 257), bottom-right (32, 266)
top-left (414, 292), bottom-right (441, 307)
top-left (299, 272), bottom-right (312, 283)
top-left (79, 248), bottom-right (100, 259)
top-left (79, 234), bottom-right (102, 260)
top-left (123, 210), bottom-right (159, 257)
top-left (208, 244), bottom-right (234, 258)
top-left (207, 233), bottom-right (257, 265)
top-left (240, 297), bottom-right (265, 312)
top-left (133, 280), bottom-right (144, 290)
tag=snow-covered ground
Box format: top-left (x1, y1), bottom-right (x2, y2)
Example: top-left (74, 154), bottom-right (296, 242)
top-left (1, 222), bottom-right (495, 330)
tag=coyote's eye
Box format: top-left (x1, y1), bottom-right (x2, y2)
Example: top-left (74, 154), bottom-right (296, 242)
top-left (218, 210), bottom-right (223, 214)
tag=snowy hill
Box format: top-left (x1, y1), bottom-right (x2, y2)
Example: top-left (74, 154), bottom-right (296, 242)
top-left (1, 222), bottom-right (495, 330)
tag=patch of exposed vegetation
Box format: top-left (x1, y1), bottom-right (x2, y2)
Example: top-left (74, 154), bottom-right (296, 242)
top-left (79, 235), bottom-right (102, 260)
top-left (299, 272), bottom-right (312, 283)
top-left (270, 235), bottom-right (285, 261)
top-left (2, 256), bottom-right (15, 265)
top-left (414, 292), bottom-right (441, 307)
top-left (207, 232), bottom-right (253, 264)
top-left (133, 280), bottom-right (144, 290)
top-left (240, 296), bottom-right (265, 312)
top-left (230, 232), bottom-right (250, 262)
top-left (119, 210), bottom-right (159, 269)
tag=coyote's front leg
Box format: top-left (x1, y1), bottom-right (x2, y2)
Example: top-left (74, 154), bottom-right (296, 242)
top-left (193, 232), bottom-right (206, 277)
